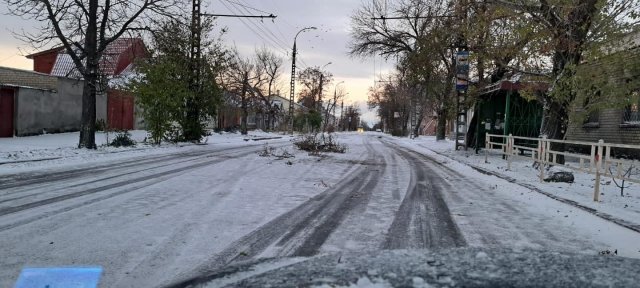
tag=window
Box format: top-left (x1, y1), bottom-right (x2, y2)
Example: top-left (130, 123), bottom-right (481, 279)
top-left (581, 87), bottom-right (600, 128)
top-left (621, 91), bottom-right (640, 126)
top-left (582, 110), bottom-right (600, 128)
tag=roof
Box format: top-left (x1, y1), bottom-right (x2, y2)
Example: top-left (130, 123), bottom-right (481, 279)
top-left (50, 38), bottom-right (145, 78)
top-left (477, 73), bottom-right (549, 96)
top-left (0, 66), bottom-right (58, 91)
top-left (25, 46), bottom-right (64, 59)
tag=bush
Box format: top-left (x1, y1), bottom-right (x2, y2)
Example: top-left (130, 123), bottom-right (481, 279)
top-left (110, 131), bottom-right (136, 147)
top-left (163, 124), bottom-right (183, 144)
top-left (293, 133), bottom-right (346, 154)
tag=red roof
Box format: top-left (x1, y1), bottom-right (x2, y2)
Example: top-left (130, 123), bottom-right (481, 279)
top-left (25, 46), bottom-right (64, 59)
top-left (50, 38), bottom-right (146, 78)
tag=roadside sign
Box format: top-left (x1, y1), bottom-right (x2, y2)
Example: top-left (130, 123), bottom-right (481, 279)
top-left (456, 51), bottom-right (470, 91)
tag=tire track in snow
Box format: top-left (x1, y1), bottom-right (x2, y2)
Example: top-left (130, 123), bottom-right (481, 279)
top-left (0, 143), bottom-right (276, 191)
top-left (394, 141), bottom-right (601, 251)
top-left (0, 144), bottom-right (281, 230)
top-left (381, 142), bottom-right (467, 249)
top-left (174, 138), bottom-right (383, 283)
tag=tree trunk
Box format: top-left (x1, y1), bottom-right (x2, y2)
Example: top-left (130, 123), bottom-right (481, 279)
top-left (412, 109), bottom-right (424, 138)
top-left (540, 96), bottom-right (568, 163)
top-left (240, 79), bottom-right (248, 135)
top-left (436, 108), bottom-right (447, 140)
top-left (79, 75), bottom-right (97, 149)
top-left (78, 0), bottom-right (98, 149)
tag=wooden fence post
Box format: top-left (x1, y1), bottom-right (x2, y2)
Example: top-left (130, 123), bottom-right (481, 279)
top-left (485, 134), bottom-right (489, 163)
top-left (507, 134), bottom-right (513, 170)
top-left (594, 139), bottom-right (604, 202)
top-left (539, 136), bottom-right (546, 182)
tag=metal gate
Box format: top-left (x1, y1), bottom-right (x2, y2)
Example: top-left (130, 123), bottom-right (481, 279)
top-left (0, 88), bottom-right (14, 137)
top-left (107, 90), bottom-right (134, 130)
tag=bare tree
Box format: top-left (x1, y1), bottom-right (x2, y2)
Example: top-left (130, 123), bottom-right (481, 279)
top-left (323, 85), bottom-right (346, 132)
top-left (5, 0), bottom-right (182, 148)
top-left (350, 0), bottom-right (456, 140)
top-left (221, 49), bottom-right (266, 135)
top-left (254, 47), bottom-right (283, 131)
top-left (297, 66), bottom-right (333, 111)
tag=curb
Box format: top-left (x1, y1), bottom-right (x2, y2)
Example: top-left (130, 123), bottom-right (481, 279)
top-left (0, 157), bottom-right (63, 165)
top-left (423, 147), bottom-right (640, 234)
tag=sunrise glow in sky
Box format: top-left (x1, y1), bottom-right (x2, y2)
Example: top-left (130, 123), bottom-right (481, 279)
top-left (0, 0), bottom-right (394, 125)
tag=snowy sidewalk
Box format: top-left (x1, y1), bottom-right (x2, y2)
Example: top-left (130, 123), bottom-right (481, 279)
top-left (393, 136), bottom-right (640, 234)
top-left (0, 130), bottom-right (288, 174)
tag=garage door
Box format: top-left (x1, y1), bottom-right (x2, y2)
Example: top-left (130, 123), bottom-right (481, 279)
top-left (0, 88), bottom-right (14, 137)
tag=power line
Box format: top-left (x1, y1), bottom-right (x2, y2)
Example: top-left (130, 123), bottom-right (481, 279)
top-left (223, 0), bottom-right (271, 15)
top-left (219, 0), bottom-right (289, 56)
top-left (201, 13), bottom-right (276, 18)
top-left (229, 0), bottom-right (291, 49)
top-left (220, 0), bottom-right (289, 53)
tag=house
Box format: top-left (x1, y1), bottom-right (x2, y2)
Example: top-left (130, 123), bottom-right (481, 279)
top-left (215, 92), bottom-right (307, 132)
top-left (0, 66), bottom-right (93, 137)
top-left (25, 38), bottom-right (147, 131)
top-left (566, 31), bottom-right (640, 152)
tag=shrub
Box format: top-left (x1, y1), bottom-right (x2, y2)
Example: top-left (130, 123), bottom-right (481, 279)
top-left (110, 131), bottom-right (136, 147)
top-left (293, 133), bottom-right (346, 154)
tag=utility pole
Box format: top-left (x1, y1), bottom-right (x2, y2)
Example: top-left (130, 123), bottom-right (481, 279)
top-left (332, 81), bottom-right (344, 127)
top-left (317, 62), bottom-right (332, 112)
top-left (340, 100), bottom-right (344, 131)
top-left (190, 0), bottom-right (276, 136)
top-left (289, 27), bottom-right (317, 134)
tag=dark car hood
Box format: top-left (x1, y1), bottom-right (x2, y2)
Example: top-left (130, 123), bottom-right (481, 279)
top-left (170, 247), bottom-right (640, 287)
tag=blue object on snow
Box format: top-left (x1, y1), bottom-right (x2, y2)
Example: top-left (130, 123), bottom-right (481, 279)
top-left (14, 267), bottom-right (102, 288)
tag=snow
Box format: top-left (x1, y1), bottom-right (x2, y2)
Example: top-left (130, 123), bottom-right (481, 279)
top-left (2, 132), bottom-right (640, 287)
top-left (388, 134), bottom-right (640, 259)
top-left (0, 132), bottom-right (370, 287)
top-left (313, 276), bottom-right (394, 288)
top-left (392, 136), bottom-right (640, 230)
top-left (0, 130), bottom-right (290, 175)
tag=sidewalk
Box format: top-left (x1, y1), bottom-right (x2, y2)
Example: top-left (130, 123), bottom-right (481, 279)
top-left (0, 130), bottom-right (287, 174)
top-left (394, 136), bottom-right (640, 234)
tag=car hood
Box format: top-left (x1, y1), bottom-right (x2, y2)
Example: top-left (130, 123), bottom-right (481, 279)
top-left (170, 247), bottom-right (640, 287)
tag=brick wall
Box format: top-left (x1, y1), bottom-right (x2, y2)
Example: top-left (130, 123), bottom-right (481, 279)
top-left (567, 109), bottom-right (640, 144)
top-left (0, 66), bottom-right (57, 91)
top-left (567, 109), bottom-right (640, 158)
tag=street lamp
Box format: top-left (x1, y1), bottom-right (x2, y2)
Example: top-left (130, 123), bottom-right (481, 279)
top-left (289, 26), bottom-right (317, 135)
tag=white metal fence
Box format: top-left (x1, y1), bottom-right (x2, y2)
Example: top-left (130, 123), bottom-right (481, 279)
top-left (484, 133), bottom-right (640, 201)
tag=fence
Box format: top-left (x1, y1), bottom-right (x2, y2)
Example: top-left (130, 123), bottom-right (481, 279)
top-left (485, 133), bottom-right (640, 201)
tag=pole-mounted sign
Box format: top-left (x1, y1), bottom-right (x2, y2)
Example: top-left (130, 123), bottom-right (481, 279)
top-left (455, 51), bottom-right (470, 92)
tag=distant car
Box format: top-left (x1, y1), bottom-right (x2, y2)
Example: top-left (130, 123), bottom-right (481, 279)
top-left (376, 129), bottom-right (382, 132)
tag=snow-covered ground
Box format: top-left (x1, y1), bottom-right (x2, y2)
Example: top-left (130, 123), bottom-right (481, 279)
top-left (392, 135), bottom-right (640, 232)
top-left (1, 132), bottom-right (639, 287)
top-left (0, 130), bottom-right (288, 174)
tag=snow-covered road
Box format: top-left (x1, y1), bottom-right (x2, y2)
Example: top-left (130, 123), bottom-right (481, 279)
top-left (1, 133), bottom-right (638, 287)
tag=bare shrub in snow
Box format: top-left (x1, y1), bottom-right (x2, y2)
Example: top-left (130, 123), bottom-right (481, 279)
top-left (294, 133), bottom-right (346, 154)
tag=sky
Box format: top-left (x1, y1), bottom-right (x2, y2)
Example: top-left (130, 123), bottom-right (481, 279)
top-left (0, 0), bottom-right (394, 125)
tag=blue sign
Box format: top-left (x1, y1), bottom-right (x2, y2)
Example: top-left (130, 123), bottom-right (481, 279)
top-left (456, 51), bottom-right (470, 91)
top-left (14, 267), bottom-right (102, 288)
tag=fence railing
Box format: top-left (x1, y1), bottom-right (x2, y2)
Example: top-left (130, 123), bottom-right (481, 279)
top-left (484, 133), bottom-right (640, 201)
